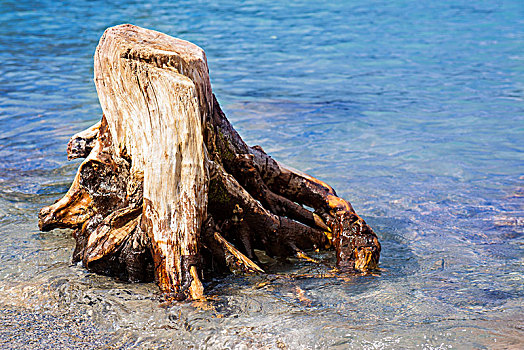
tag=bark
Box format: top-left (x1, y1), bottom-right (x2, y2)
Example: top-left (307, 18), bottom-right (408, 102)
top-left (39, 24), bottom-right (380, 301)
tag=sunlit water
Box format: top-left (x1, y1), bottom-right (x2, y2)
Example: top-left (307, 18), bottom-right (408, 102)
top-left (0, 0), bottom-right (522, 348)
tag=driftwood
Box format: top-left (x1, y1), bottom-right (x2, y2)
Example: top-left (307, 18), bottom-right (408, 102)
top-left (39, 24), bottom-right (380, 301)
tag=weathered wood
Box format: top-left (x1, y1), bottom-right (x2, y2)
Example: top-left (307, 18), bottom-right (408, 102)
top-left (39, 24), bottom-right (381, 301)
top-left (207, 95), bottom-right (380, 270)
top-left (67, 121), bottom-right (100, 160)
top-left (94, 24), bottom-right (209, 300)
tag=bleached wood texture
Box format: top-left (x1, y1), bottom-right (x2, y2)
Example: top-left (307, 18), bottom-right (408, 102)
top-left (93, 24), bottom-right (212, 299)
top-left (39, 24), bottom-right (381, 301)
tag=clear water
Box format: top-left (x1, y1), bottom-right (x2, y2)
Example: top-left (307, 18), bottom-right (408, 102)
top-left (1, 0), bottom-right (522, 348)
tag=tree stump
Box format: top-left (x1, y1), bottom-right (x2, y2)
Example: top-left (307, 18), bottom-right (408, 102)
top-left (39, 24), bottom-right (381, 301)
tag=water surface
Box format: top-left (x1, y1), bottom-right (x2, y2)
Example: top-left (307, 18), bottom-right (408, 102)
top-left (0, 0), bottom-right (523, 348)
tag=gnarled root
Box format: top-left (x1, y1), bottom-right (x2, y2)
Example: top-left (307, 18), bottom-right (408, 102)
top-left (206, 95), bottom-right (380, 271)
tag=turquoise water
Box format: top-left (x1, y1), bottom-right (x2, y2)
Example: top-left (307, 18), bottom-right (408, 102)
top-left (0, 0), bottom-right (523, 348)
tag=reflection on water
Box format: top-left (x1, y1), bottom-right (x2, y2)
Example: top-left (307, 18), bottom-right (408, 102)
top-left (0, 0), bottom-right (522, 348)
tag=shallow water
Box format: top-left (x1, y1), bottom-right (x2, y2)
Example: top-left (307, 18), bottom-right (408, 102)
top-left (0, 0), bottom-right (523, 348)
